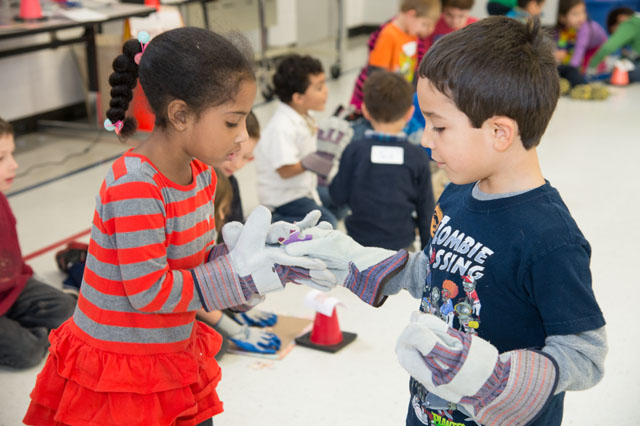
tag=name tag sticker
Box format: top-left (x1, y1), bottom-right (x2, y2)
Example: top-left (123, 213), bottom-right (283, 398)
top-left (371, 145), bottom-right (404, 165)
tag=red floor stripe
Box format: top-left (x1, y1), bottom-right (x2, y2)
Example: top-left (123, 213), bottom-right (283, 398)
top-left (23, 228), bottom-right (91, 262)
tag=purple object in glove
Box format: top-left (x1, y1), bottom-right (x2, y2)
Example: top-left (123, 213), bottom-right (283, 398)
top-left (280, 230), bottom-right (312, 245)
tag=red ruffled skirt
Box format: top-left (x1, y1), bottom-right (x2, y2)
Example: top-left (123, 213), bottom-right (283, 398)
top-left (23, 319), bottom-right (223, 426)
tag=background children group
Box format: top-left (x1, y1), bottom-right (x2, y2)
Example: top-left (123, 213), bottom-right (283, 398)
top-left (330, 71), bottom-right (434, 251)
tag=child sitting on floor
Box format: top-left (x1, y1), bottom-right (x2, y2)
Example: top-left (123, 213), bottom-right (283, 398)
top-left (330, 71), bottom-right (434, 251)
top-left (0, 117), bottom-right (76, 370)
top-left (218, 110), bottom-right (260, 225)
top-left (197, 115), bottom-right (282, 357)
top-left (554, 0), bottom-right (610, 99)
top-left (587, 8), bottom-right (640, 83)
top-left (254, 54), bottom-right (337, 227)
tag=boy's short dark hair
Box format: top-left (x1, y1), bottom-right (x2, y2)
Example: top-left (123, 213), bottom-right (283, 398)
top-left (0, 118), bottom-right (14, 137)
top-left (517, 0), bottom-right (544, 8)
top-left (363, 71), bottom-right (414, 123)
top-left (246, 110), bottom-right (260, 139)
top-left (606, 7), bottom-right (634, 34)
top-left (443, 0), bottom-right (474, 10)
top-left (419, 17), bottom-right (558, 149)
top-left (272, 54), bottom-right (324, 103)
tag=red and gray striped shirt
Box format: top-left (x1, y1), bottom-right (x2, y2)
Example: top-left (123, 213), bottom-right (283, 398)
top-left (70, 151), bottom-right (245, 354)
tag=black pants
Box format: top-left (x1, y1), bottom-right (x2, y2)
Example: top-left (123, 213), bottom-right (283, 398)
top-left (197, 419), bottom-right (213, 426)
top-left (0, 277), bottom-right (75, 369)
top-left (558, 64), bottom-right (587, 87)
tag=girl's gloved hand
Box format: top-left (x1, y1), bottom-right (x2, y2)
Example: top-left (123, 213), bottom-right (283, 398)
top-left (222, 209), bottom-right (337, 292)
top-left (224, 206), bottom-right (334, 294)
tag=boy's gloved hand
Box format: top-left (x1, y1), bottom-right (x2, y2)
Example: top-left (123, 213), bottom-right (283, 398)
top-left (229, 325), bottom-right (281, 354)
top-left (225, 206), bottom-right (331, 294)
top-left (301, 116), bottom-right (353, 185)
top-left (285, 228), bottom-right (408, 306)
top-left (222, 208), bottom-right (337, 293)
top-left (396, 312), bottom-right (558, 425)
top-left (230, 309), bottom-right (278, 327)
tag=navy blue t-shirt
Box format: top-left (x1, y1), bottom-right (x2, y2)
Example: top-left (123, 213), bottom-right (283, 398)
top-left (407, 182), bottom-right (605, 426)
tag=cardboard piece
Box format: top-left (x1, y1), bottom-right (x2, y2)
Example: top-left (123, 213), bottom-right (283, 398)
top-left (227, 315), bottom-right (313, 360)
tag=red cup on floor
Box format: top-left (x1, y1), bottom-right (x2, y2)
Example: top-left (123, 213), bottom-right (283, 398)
top-left (310, 308), bottom-right (343, 346)
top-left (611, 66), bottom-right (629, 86)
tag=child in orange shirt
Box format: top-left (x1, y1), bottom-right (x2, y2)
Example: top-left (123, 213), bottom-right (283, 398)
top-left (349, 0), bottom-right (441, 112)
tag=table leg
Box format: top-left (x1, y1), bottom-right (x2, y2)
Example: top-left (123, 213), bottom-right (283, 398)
top-left (84, 25), bottom-right (100, 126)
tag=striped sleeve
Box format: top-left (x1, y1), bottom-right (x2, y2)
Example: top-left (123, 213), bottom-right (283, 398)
top-left (207, 243), bottom-right (229, 261)
top-left (469, 350), bottom-right (558, 426)
top-left (344, 249), bottom-right (408, 307)
top-left (95, 174), bottom-right (202, 314)
top-left (191, 254), bottom-right (256, 312)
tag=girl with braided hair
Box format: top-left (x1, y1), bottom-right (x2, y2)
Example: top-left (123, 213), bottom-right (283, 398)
top-left (23, 27), bottom-right (331, 426)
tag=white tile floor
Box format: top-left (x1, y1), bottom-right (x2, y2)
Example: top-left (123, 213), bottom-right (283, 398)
top-left (2, 44), bottom-right (640, 426)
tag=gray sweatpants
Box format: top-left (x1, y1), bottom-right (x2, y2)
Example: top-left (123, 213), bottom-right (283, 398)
top-left (0, 277), bottom-right (75, 369)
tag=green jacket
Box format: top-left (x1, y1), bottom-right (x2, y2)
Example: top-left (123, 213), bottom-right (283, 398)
top-left (490, 0), bottom-right (517, 8)
top-left (589, 15), bottom-right (640, 68)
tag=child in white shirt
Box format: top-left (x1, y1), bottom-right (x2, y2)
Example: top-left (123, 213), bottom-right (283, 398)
top-left (254, 54), bottom-right (338, 228)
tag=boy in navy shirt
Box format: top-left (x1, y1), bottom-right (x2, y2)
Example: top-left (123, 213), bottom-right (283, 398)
top-left (330, 71), bottom-right (434, 251)
top-left (286, 17), bottom-right (607, 426)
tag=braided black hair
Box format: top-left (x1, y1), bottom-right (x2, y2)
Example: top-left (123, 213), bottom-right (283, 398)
top-left (106, 27), bottom-right (255, 140)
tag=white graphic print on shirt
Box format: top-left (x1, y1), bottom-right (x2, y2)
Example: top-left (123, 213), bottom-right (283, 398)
top-left (411, 205), bottom-right (496, 425)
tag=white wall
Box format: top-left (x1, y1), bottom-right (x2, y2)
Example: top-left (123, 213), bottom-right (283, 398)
top-left (346, 0), bottom-right (400, 27)
top-left (268, 0), bottom-right (297, 46)
top-left (269, 0), bottom-right (401, 47)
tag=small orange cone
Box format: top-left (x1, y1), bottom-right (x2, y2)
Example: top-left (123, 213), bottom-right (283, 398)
top-left (310, 308), bottom-right (343, 346)
top-left (130, 85), bottom-right (155, 132)
top-left (17, 0), bottom-right (45, 20)
top-left (295, 307), bottom-right (357, 353)
top-left (144, 0), bottom-right (160, 10)
top-left (611, 66), bottom-right (629, 86)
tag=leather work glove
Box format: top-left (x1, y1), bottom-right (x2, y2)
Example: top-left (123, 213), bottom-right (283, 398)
top-left (301, 116), bottom-right (353, 185)
top-left (222, 208), bottom-right (337, 293)
top-left (396, 311), bottom-right (558, 425)
top-left (285, 227), bottom-right (408, 306)
top-left (192, 206), bottom-right (335, 311)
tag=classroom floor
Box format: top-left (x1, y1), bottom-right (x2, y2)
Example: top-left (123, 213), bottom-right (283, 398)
top-left (2, 40), bottom-right (640, 425)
